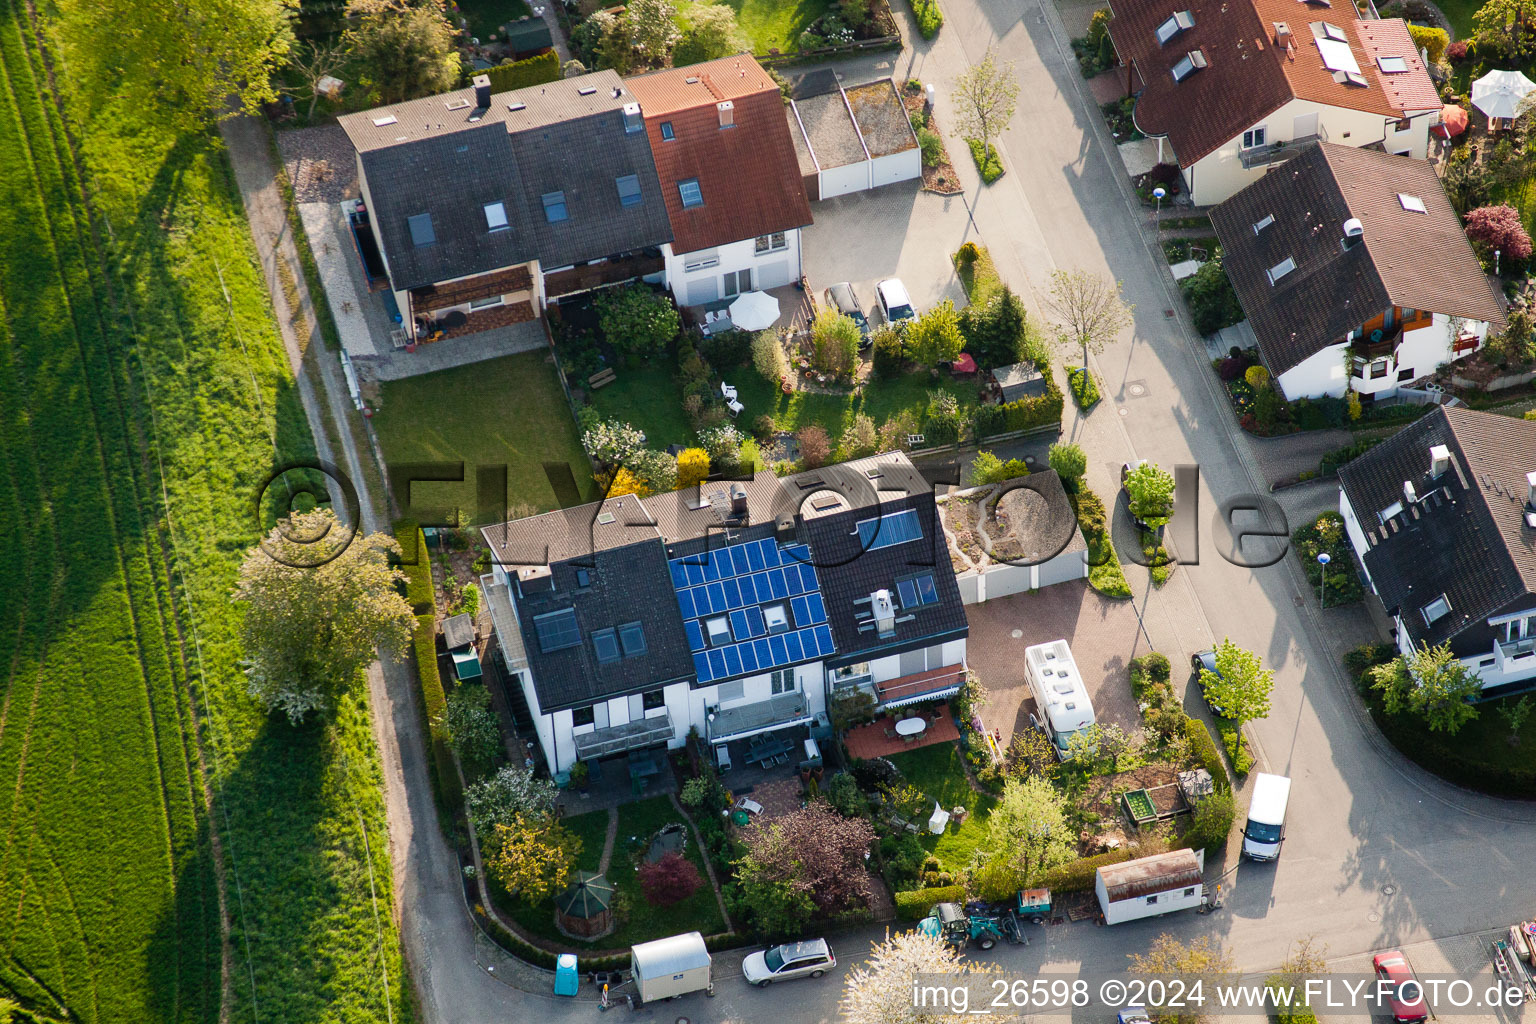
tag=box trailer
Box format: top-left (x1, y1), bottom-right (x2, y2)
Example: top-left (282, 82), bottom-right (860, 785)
top-left (1095, 849), bottom-right (1205, 925)
top-left (1025, 640), bottom-right (1096, 759)
top-left (630, 931), bottom-right (713, 1004)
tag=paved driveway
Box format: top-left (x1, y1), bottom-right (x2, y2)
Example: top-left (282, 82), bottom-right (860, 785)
top-left (801, 185), bottom-right (974, 325)
top-left (963, 580), bottom-right (1153, 744)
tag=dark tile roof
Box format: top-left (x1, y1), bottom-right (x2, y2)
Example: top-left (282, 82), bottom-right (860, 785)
top-left (1107, 0), bottom-right (1435, 166)
top-left (340, 70), bottom-right (672, 289)
top-left (512, 539), bottom-right (694, 712)
top-left (1210, 143), bottom-right (1504, 375)
top-left (1338, 406), bottom-right (1536, 652)
top-left (626, 57), bottom-right (813, 255)
top-left (800, 493), bottom-right (969, 662)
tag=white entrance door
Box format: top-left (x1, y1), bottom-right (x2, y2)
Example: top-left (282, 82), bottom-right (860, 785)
top-left (1293, 112), bottom-right (1319, 141)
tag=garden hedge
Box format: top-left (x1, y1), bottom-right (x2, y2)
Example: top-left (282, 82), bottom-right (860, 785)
top-left (974, 376), bottom-right (1063, 437)
top-left (393, 519), bottom-right (435, 614)
top-left (1183, 715), bottom-right (1232, 792)
top-left (1369, 705), bottom-right (1536, 797)
top-left (414, 613), bottom-right (464, 830)
top-left (909, 0), bottom-right (943, 38)
top-left (484, 51), bottom-right (561, 93)
top-left (1040, 849), bottom-right (1134, 892)
top-left (894, 884), bottom-right (967, 919)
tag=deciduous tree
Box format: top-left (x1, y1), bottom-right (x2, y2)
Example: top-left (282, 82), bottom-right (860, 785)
top-left (345, 0), bottom-right (460, 106)
top-left (1199, 638), bottom-right (1274, 755)
top-left (235, 510), bottom-right (415, 723)
top-left (638, 851), bottom-right (702, 907)
top-left (1128, 935), bottom-right (1236, 1024)
top-left (465, 763), bottom-right (558, 834)
top-left (628, 0), bottom-right (681, 62)
top-left (675, 1), bottom-right (748, 64)
top-left (1048, 441), bottom-right (1087, 486)
top-left (980, 776), bottom-right (1072, 890)
top-left (840, 413), bottom-right (880, 459)
top-left (1370, 641), bottom-right (1482, 734)
top-left (596, 285), bottom-right (680, 354)
top-left (1124, 462), bottom-right (1176, 529)
top-left (840, 930), bottom-right (1006, 1024)
top-left (1464, 204), bottom-right (1534, 262)
top-left (581, 418), bottom-right (645, 464)
top-left (906, 300), bottom-right (965, 367)
top-left (812, 309), bottom-right (862, 376)
top-left (752, 330), bottom-right (790, 384)
top-left (676, 447), bottom-right (711, 489)
top-left (445, 684), bottom-right (502, 776)
top-left (1500, 695), bottom-right (1534, 745)
top-left (951, 48), bottom-right (1020, 165)
top-left (736, 802), bottom-right (876, 920)
top-left (1042, 269), bottom-right (1134, 373)
top-left (485, 814), bottom-right (581, 904)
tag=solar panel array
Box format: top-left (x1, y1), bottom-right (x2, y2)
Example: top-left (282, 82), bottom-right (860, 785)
top-left (897, 574), bottom-right (938, 609)
top-left (669, 537), bottom-right (836, 684)
top-left (856, 508), bottom-right (923, 551)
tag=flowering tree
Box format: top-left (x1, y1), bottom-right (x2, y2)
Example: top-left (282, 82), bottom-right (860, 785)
top-left (738, 802), bottom-right (876, 917)
top-left (840, 930), bottom-right (1012, 1024)
top-left (485, 814), bottom-right (581, 904)
top-left (1465, 204), bottom-right (1534, 262)
top-left (465, 764), bottom-right (557, 835)
top-left (581, 418), bottom-right (645, 464)
top-left (638, 851), bottom-right (702, 907)
top-left (676, 447), bottom-right (710, 489)
top-left (697, 424), bottom-right (743, 462)
top-left (979, 776), bottom-right (1072, 893)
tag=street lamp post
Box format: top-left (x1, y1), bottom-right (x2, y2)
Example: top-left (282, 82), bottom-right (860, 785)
top-left (1152, 186), bottom-right (1167, 228)
top-left (1317, 552), bottom-right (1331, 608)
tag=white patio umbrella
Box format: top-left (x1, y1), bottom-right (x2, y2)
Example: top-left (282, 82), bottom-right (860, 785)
top-left (727, 290), bottom-right (780, 331)
top-left (1472, 69), bottom-right (1536, 121)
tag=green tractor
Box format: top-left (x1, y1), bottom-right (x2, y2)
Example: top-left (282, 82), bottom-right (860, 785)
top-left (918, 902), bottom-right (1019, 951)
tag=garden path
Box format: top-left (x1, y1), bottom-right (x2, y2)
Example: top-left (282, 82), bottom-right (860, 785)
top-left (596, 809), bottom-right (619, 874)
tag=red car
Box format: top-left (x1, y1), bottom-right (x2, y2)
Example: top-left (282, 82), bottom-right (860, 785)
top-left (1372, 951), bottom-right (1427, 1023)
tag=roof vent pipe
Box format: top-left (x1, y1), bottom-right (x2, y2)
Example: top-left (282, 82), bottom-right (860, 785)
top-left (1342, 217), bottom-right (1364, 249)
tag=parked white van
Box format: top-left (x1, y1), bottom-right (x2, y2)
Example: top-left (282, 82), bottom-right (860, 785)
top-left (1025, 641), bottom-right (1096, 760)
top-left (1241, 773), bottom-right (1291, 861)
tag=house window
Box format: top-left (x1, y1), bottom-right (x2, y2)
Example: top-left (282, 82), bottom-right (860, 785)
top-left (1398, 193), bottom-right (1427, 214)
top-left (643, 688), bottom-right (666, 710)
top-left (616, 174), bottom-right (643, 208)
top-left (469, 294), bottom-right (503, 309)
top-left (1397, 367), bottom-right (1415, 382)
top-left (1155, 10), bottom-right (1194, 43)
top-left (716, 679), bottom-right (745, 703)
top-left (407, 213), bottom-right (436, 247)
top-left (897, 573), bottom-right (939, 609)
top-left (618, 621), bottom-right (647, 657)
top-left (572, 706), bottom-right (596, 727)
top-left (678, 178), bottom-right (704, 208)
top-left (684, 250), bottom-right (719, 272)
top-left (723, 269), bottom-right (752, 297)
top-left (1370, 358), bottom-right (1388, 379)
top-left (1146, 895), bottom-right (1159, 905)
top-left (592, 628), bottom-right (620, 664)
top-left (484, 201), bottom-right (508, 231)
top-left (771, 669), bottom-right (796, 694)
top-left (660, 121), bottom-right (675, 141)
top-left (705, 616), bottom-right (731, 645)
top-left (1242, 126), bottom-right (1267, 149)
top-left (1183, 887), bottom-right (1196, 897)
top-left (1377, 55), bottom-right (1408, 73)
top-left (542, 191), bottom-right (569, 223)
top-left (1252, 214), bottom-right (1275, 234)
top-left (754, 232), bottom-right (787, 254)
top-left (1171, 49), bottom-right (1207, 82)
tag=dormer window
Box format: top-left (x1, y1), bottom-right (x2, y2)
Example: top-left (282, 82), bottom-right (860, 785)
top-left (1171, 49), bottom-right (1208, 82)
top-left (764, 604), bottom-right (789, 635)
top-left (1266, 256), bottom-right (1296, 284)
top-left (1422, 594), bottom-right (1451, 625)
top-left (1156, 10), bottom-right (1195, 44)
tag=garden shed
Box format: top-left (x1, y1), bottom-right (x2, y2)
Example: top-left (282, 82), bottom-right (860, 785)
top-left (787, 74), bottom-right (920, 201)
top-left (555, 871), bottom-right (615, 938)
top-left (991, 362), bottom-right (1047, 403)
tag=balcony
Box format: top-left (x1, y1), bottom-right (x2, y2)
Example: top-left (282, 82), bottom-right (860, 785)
top-left (706, 692), bottom-right (810, 744)
top-left (572, 712), bottom-right (674, 760)
top-left (543, 252), bottom-right (665, 299)
top-left (1240, 130), bottom-right (1329, 169)
top-left (1500, 636), bottom-right (1536, 662)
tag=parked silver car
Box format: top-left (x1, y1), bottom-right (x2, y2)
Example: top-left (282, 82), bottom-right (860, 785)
top-left (823, 282), bottom-right (871, 347)
top-left (741, 938), bottom-right (836, 986)
top-left (875, 278), bottom-right (915, 327)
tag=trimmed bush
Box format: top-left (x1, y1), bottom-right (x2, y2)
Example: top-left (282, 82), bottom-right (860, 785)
top-left (1040, 849), bottom-right (1134, 892)
top-left (1066, 366), bottom-right (1100, 408)
top-left (414, 614), bottom-right (465, 831)
top-left (918, 127), bottom-right (944, 168)
top-left (872, 326), bottom-right (906, 377)
top-left (1178, 789), bottom-right (1235, 851)
top-left (1183, 715), bottom-right (1231, 792)
top-left (1181, 259), bottom-right (1244, 335)
top-left (967, 139), bottom-right (1004, 184)
top-left (484, 51), bottom-right (561, 92)
top-left (909, 0), bottom-right (943, 38)
top-left (394, 519), bottom-right (435, 614)
top-left (1408, 24), bottom-right (1446, 64)
top-left (894, 884), bottom-right (967, 919)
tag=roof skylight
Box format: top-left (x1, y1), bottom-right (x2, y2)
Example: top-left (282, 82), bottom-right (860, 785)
top-left (1398, 193), bottom-right (1427, 213)
top-left (1266, 256), bottom-right (1297, 284)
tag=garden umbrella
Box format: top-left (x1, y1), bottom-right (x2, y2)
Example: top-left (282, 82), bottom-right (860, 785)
top-left (1472, 69), bottom-right (1536, 121)
top-left (951, 352), bottom-right (978, 374)
top-left (728, 290), bottom-right (780, 331)
top-left (1433, 103), bottom-right (1468, 138)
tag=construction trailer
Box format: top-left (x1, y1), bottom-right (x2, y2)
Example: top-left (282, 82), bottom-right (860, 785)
top-left (629, 931), bottom-right (713, 1004)
top-left (1095, 849), bottom-right (1205, 925)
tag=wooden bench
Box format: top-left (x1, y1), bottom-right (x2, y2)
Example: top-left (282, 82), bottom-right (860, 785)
top-left (588, 367), bottom-right (617, 390)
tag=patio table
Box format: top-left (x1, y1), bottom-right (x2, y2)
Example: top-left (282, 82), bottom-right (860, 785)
top-left (894, 717), bottom-right (927, 737)
top-left (746, 737), bottom-right (792, 768)
top-left (627, 753), bottom-right (661, 780)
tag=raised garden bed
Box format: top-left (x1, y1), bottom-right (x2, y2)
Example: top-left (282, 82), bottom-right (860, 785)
top-left (903, 82), bottom-right (963, 195)
top-left (1122, 789), bottom-right (1156, 824)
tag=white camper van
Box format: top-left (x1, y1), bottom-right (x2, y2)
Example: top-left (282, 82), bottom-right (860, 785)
top-left (1241, 773), bottom-right (1291, 861)
top-left (1025, 640), bottom-right (1096, 759)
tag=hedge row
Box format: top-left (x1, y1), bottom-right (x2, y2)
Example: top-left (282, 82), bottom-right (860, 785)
top-left (1183, 716), bottom-right (1232, 792)
top-left (894, 884), bottom-right (967, 920)
top-left (909, 0), bottom-right (943, 38)
top-left (1318, 436), bottom-right (1384, 476)
top-left (1040, 849), bottom-right (1134, 892)
top-left (415, 613), bottom-right (464, 829)
top-left (974, 375), bottom-right (1063, 437)
top-left (1371, 707), bottom-right (1536, 797)
top-left (473, 904), bottom-right (748, 971)
top-left (394, 518), bottom-right (435, 614)
top-left (483, 50), bottom-right (561, 92)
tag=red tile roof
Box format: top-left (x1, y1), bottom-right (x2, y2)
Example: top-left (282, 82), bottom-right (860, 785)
top-left (1108, 0), bottom-right (1437, 166)
top-left (627, 57), bottom-right (813, 253)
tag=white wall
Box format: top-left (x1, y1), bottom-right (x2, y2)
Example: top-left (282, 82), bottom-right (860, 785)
top-left (1096, 877), bottom-right (1205, 925)
top-left (1276, 314), bottom-right (1492, 401)
top-left (870, 150), bottom-right (921, 190)
top-left (820, 161), bottom-right (872, 200)
top-left (1186, 97), bottom-right (1436, 206)
top-left (664, 230), bottom-right (803, 308)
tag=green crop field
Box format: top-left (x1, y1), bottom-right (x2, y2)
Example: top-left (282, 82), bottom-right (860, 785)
top-left (0, 2), bottom-right (410, 1022)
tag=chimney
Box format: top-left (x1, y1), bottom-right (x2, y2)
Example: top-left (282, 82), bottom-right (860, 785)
top-left (729, 481), bottom-right (748, 519)
top-left (622, 100), bottom-right (643, 134)
top-left (1273, 21), bottom-right (1290, 46)
top-left (717, 100), bottom-right (734, 128)
top-left (1429, 444), bottom-right (1451, 478)
top-left (871, 589), bottom-right (896, 638)
top-left (1526, 471), bottom-right (1536, 509)
top-left (473, 74), bottom-right (492, 109)
top-left (1403, 480), bottom-right (1417, 505)
top-left (1342, 217), bottom-right (1364, 249)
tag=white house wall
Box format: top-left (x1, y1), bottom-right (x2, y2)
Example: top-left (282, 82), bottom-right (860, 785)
top-left (1276, 313), bottom-right (1490, 401)
top-left (1277, 343), bottom-right (1351, 400)
top-left (1186, 97), bottom-right (1435, 206)
top-left (664, 231), bottom-right (803, 308)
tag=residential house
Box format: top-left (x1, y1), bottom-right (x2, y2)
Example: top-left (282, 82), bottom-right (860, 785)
top-left (338, 71), bottom-right (673, 340)
top-left (1210, 142), bottom-right (1504, 401)
top-left (626, 56), bottom-right (815, 307)
top-left (786, 71), bottom-right (923, 201)
top-left (481, 452), bottom-right (970, 773)
top-left (1338, 405), bottom-right (1536, 697)
top-left (1107, 0), bottom-right (1440, 205)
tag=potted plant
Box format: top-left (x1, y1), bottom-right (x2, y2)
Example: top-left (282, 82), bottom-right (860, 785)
top-left (570, 760), bottom-right (590, 793)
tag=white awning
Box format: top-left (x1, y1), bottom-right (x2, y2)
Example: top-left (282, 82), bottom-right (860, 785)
top-left (880, 685), bottom-right (960, 710)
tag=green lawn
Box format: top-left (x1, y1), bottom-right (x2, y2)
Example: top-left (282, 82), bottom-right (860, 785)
top-left (733, 372), bottom-right (980, 446)
top-left (500, 796), bottom-right (724, 948)
top-left (956, 247), bottom-right (1004, 306)
top-left (678, 0), bottom-right (833, 53)
top-left (456, 0), bottom-right (535, 40)
top-left (0, 0), bottom-right (412, 1020)
top-left (887, 745), bottom-right (996, 871)
top-left (1437, 0), bottom-right (1479, 39)
top-left (373, 351), bottom-right (595, 522)
top-left (590, 362), bottom-right (696, 447)
top-left (563, 808), bottom-right (614, 873)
